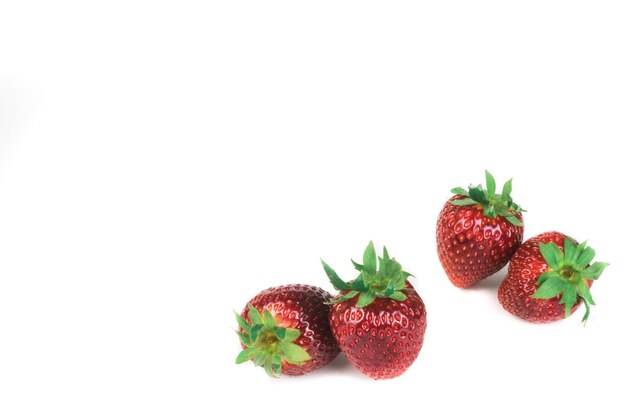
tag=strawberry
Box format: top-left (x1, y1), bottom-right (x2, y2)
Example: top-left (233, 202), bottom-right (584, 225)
top-left (436, 170), bottom-right (525, 288)
top-left (498, 231), bottom-right (608, 323)
top-left (322, 242), bottom-right (426, 380)
top-left (234, 284), bottom-right (340, 377)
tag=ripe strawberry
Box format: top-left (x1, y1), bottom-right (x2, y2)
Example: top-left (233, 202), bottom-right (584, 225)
top-left (234, 284), bottom-right (340, 377)
top-left (436, 170), bottom-right (525, 288)
top-left (322, 242), bottom-right (427, 380)
top-left (498, 231), bottom-right (608, 323)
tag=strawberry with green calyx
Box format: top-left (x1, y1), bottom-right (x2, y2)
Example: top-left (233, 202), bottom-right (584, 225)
top-left (436, 170), bottom-right (525, 288)
top-left (235, 284), bottom-right (339, 377)
top-left (235, 305), bottom-right (310, 376)
top-left (498, 231), bottom-right (609, 324)
top-left (323, 242), bottom-right (427, 380)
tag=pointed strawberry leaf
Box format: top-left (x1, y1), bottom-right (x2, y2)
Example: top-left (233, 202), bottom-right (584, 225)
top-left (536, 270), bottom-right (561, 286)
top-left (561, 284), bottom-right (577, 318)
top-left (247, 304), bottom-right (263, 325)
top-left (576, 246), bottom-right (595, 269)
top-left (468, 186), bottom-right (489, 206)
top-left (533, 276), bottom-right (566, 299)
top-left (282, 328), bottom-right (300, 343)
top-left (236, 348), bottom-right (255, 364)
top-left (503, 213), bottom-right (523, 226)
top-left (237, 331), bottom-right (252, 347)
top-left (563, 238), bottom-right (577, 263)
top-left (363, 241), bottom-right (377, 274)
top-left (580, 298), bottom-right (591, 324)
top-left (250, 324), bottom-right (263, 342)
top-left (352, 274), bottom-right (367, 291)
top-left (485, 170), bottom-right (496, 197)
top-left (581, 262), bottom-right (609, 280)
top-left (263, 310), bottom-right (275, 328)
top-left (450, 187), bottom-right (469, 196)
top-left (322, 260), bottom-right (351, 291)
top-left (539, 242), bottom-right (563, 270)
top-left (234, 311), bottom-right (251, 333)
top-left (280, 342), bottom-right (310, 364)
top-left (451, 198), bottom-right (479, 206)
top-left (576, 280), bottom-right (595, 306)
top-left (351, 259), bottom-right (364, 271)
top-left (502, 178), bottom-right (513, 201)
top-left (274, 327), bottom-right (286, 340)
top-left (389, 291), bottom-right (407, 301)
top-left (356, 291), bottom-right (376, 308)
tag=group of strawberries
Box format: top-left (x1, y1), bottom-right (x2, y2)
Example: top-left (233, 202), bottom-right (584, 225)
top-left (234, 171), bottom-right (608, 380)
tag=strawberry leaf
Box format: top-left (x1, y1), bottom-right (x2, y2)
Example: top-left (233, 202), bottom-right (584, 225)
top-left (536, 270), bottom-right (561, 286)
top-left (322, 260), bottom-right (351, 291)
top-left (237, 331), bottom-right (252, 347)
top-left (250, 324), bottom-right (262, 342)
top-left (502, 178), bottom-right (513, 201)
top-left (561, 284), bottom-right (577, 318)
top-left (248, 304), bottom-right (263, 325)
top-left (234, 311), bottom-right (251, 333)
top-left (282, 328), bottom-right (300, 343)
top-left (352, 274), bottom-right (367, 291)
top-left (236, 348), bottom-right (255, 364)
top-left (539, 242), bottom-right (563, 270)
top-left (563, 238), bottom-right (577, 263)
top-left (468, 186), bottom-right (489, 206)
top-left (485, 170), bottom-right (496, 197)
top-left (503, 213), bottom-right (523, 226)
top-left (263, 310), bottom-right (275, 328)
top-left (533, 276), bottom-right (566, 299)
top-left (274, 327), bottom-right (286, 340)
top-left (450, 187), bottom-right (469, 196)
top-left (351, 259), bottom-right (364, 271)
top-left (356, 291), bottom-right (376, 308)
top-left (576, 280), bottom-right (595, 306)
top-left (580, 298), bottom-right (591, 324)
top-left (382, 284), bottom-right (395, 297)
top-left (451, 198), bottom-right (478, 206)
top-left (382, 247), bottom-right (390, 262)
top-left (576, 246), bottom-right (596, 270)
top-left (581, 262), bottom-right (609, 280)
top-left (280, 342), bottom-right (311, 364)
top-left (363, 241), bottom-right (377, 274)
top-left (389, 291), bottom-right (407, 301)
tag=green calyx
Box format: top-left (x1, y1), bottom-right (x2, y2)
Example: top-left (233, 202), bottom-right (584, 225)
top-left (322, 241), bottom-right (412, 308)
top-left (234, 304), bottom-right (310, 377)
top-left (533, 238), bottom-right (609, 324)
top-left (450, 170), bottom-right (525, 226)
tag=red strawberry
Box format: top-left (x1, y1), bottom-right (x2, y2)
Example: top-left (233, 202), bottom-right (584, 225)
top-left (234, 284), bottom-right (340, 377)
top-left (323, 242), bottom-right (427, 380)
top-left (498, 231), bottom-right (608, 323)
top-left (436, 170), bottom-right (525, 288)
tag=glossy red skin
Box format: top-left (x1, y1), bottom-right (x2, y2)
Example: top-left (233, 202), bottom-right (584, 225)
top-left (436, 195), bottom-right (524, 288)
top-left (329, 282), bottom-right (427, 380)
top-left (240, 284), bottom-right (339, 376)
top-left (498, 231), bottom-right (591, 323)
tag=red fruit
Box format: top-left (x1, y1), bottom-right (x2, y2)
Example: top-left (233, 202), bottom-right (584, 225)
top-left (323, 242), bottom-right (427, 380)
top-left (234, 284), bottom-right (340, 377)
top-left (498, 231), bottom-right (608, 323)
top-left (436, 170), bottom-right (524, 288)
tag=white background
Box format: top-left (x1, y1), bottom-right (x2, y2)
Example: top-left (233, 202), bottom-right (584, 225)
top-left (1, 1), bottom-right (625, 416)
